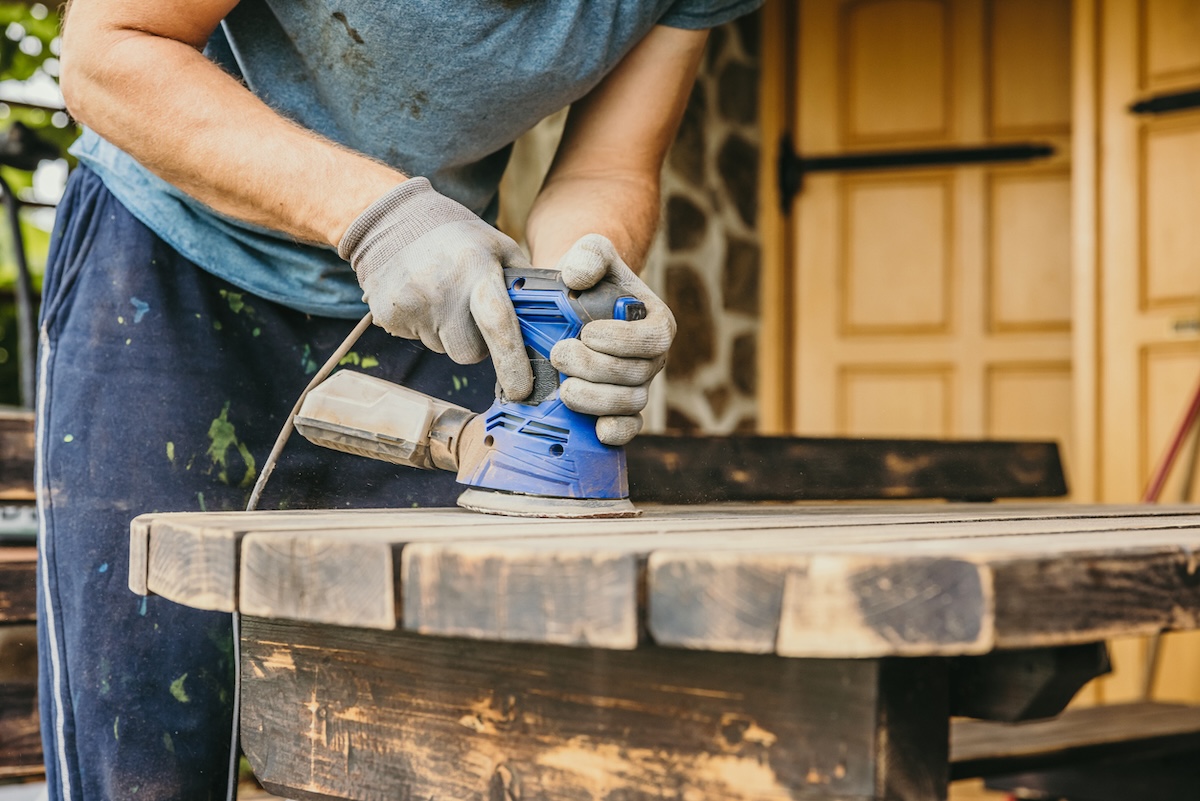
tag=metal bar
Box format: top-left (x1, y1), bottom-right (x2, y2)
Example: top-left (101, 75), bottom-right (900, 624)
top-left (0, 176), bottom-right (35, 410)
top-left (801, 143), bottom-right (1055, 173)
top-left (1129, 88), bottom-right (1200, 116)
top-left (779, 140), bottom-right (1055, 213)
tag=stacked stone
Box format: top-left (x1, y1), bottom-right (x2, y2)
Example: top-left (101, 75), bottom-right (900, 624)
top-left (652, 12), bottom-right (761, 435)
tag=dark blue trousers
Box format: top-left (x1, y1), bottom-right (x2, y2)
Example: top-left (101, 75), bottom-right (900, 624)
top-left (36, 167), bottom-right (497, 800)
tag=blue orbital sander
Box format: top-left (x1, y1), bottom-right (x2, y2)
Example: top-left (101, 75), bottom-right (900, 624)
top-left (293, 267), bottom-right (645, 518)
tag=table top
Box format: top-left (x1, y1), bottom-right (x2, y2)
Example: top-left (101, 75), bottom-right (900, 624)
top-left (130, 503), bottom-right (1200, 658)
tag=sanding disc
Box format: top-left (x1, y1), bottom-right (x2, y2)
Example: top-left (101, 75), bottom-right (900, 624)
top-left (456, 488), bottom-right (641, 519)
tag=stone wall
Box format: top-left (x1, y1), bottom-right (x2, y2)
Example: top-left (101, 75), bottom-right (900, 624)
top-left (497, 13), bottom-right (763, 435)
top-left (653, 12), bottom-right (761, 434)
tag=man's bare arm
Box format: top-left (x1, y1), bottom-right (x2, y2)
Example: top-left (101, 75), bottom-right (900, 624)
top-left (525, 25), bottom-right (708, 271)
top-left (61, 0), bottom-right (402, 246)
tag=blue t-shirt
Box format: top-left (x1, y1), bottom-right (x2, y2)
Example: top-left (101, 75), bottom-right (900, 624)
top-left (71, 0), bottom-right (761, 318)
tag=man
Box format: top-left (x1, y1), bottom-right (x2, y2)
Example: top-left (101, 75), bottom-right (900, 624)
top-left (39, 1), bottom-right (760, 798)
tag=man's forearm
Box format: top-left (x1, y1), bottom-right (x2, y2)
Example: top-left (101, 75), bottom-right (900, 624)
top-left (525, 170), bottom-right (660, 272)
top-left (61, 5), bottom-right (402, 247)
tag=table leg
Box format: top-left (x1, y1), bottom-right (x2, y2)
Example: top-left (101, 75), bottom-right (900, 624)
top-left (240, 617), bottom-right (949, 801)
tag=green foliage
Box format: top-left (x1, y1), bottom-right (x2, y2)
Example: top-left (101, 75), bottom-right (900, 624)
top-left (0, 2), bottom-right (76, 269)
top-left (0, 2), bottom-right (79, 405)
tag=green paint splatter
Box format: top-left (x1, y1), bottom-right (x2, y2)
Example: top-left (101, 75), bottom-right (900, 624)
top-left (361, 355), bottom-right (379, 369)
top-left (339, 351), bottom-right (361, 366)
top-left (300, 345), bottom-right (318, 375)
top-left (219, 289), bottom-right (255, 317)
top-left (206, 403), bottom-right (257, 487)
top-left (117, 316), bottom-right (125, 325)
top-left (194, 313), bottom-right (201, 319)
top-left (219, 290), bottom-right (244, 313)
top-left (162, 732), bottom-right (174, 754)
top-left (196, 492), bottom-right (206, 512)
top-left (113, 716), bottom-right (119, 740)
top-left (63, 434), bottom-right (73, 443)
top-left (213, 320), bottom-right (223, 331)
top-left (166, 442), bottom-right (175, 463)
top-left (125, 338), bottom-right (131, 346)
top-left (452, 375), bottom-right (464, 391)
top-left (169, 673), bottom-right (190, 703)
top-left (252, 327), bottom-right (261, 337)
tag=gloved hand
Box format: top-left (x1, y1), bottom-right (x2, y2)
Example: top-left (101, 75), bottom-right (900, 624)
top-left (338, 177), bottom-right (534, 401)
top-left (549, 234), bottom-right (676, 446)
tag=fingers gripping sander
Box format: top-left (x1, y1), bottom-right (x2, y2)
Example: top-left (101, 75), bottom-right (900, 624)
top-left (293, 267), bottom-right (645, 518)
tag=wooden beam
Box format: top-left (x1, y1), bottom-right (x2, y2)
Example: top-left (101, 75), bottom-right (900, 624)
top-left (626, 435), bottom-right (1068, 503)
top-left (137, 506), bottom-right (1200, 657)
top-left (0, 412), bottom-right (33, 502)
top-left (953, 701), bottom-right (1200, 780)
top-left (240, 617), bottom-right (950, 801)
top-left (0, 547), bottom-right (36, 623)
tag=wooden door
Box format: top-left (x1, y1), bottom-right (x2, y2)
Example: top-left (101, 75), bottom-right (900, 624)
top-left (788, 0), bottom-right (1077, 486)
top-left (1087, 0), bottom-right (1200, 703)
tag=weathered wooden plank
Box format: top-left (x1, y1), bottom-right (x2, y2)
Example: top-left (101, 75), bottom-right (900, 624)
top-left (136, 508), bottom-right (519, 609)
top-left (0, 411), bottom-right (34, 502)
top-left (240, 617), bottom-right (950, 801)
top-left (983, 754), bottom-right (1200, 801)
top-left (0, 547), bottom-right (35, 623)
top-left (403, 541), bottom-right (639, 647)
top-left (952, 702), bottom-right (1200, 780)
top-left (174, 505), bottom-right (1158, 622)
top-left (240, 531), bottom-right (401, 630)
top-left (0, 625), bottom-right (41, 778)
top-left (141, 506), bottom-right (1200, 654)
top-left (627, 435), bottom-right (1067, 502)
top-left (649, 525), bottom-right (1200, 656)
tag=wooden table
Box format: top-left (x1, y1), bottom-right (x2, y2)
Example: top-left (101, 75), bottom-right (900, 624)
top-left (130, 503), bottom-right (1200, 801)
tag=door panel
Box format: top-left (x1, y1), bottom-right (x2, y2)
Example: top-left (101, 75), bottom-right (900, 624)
top-left (843, 0), bottom-right (951, 143)
top-left (792, 0), bottom-right (1073, 466)
top-left (1093, 0), bottom-right (1200, 703)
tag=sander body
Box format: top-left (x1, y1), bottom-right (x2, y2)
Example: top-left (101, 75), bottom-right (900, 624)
top-left (294, 267), bottom-right (645, 518)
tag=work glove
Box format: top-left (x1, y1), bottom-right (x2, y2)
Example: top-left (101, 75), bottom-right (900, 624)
top-left (549, 234), bottom-right (676, 446)
top-left (338, 177), bottom-right (534, 401)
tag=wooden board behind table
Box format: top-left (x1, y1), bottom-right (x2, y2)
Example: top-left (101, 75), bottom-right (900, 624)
top-left (626, 435), bottom-right (1067, 503)
top-left (0, 547), bottom-right (39, 779)
top-left (0, 411), bottom-right (34, 502)
top-left (133, 504), bottom-right (1200, 659)
top-left (0, 548), bottom-right (36, 624)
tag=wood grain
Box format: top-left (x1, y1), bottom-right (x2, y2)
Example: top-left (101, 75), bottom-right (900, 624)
top-left (627, 435), bottom-right (1067, 502)
top-left (0, 625), bottom-right (40, 778)
top-left (0, 411), bottom-right (33, 502)
top-left (0, 546), bottom-right (35, 623)
top-left (952, 701), bottom-right (1200, 779)
top-left (240, 617), bottom-right (950, 801)
top-left (138, 505), bottom-right (1200, 657)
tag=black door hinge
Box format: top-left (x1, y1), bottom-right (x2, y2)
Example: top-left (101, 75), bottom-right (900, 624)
top-left (777, 136), bottom-right (1056, 214)
top-left (1129, 87), bottom-right (1200, 116)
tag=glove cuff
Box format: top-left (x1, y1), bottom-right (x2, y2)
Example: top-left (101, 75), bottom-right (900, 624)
top-left (338, 177), bottom-right (478, 280)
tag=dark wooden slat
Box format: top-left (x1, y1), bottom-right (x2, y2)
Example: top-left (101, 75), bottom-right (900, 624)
top-left (241, 617), bottom-right (950, 801)
top-left (0, 547), bottom-right (36, 623)
top-left (951, 702), bottom-right (1200, 780)
top-left (0, 411), bottom-right (33, 502)
top-left (0, 627), bottom-right (41, 778)
top-left (627, 435), bottom-right (1066, 503)
top-left (984, 753), bottom-right (1200, 801)
top-left (0, 682), bottom-right (41, 778)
